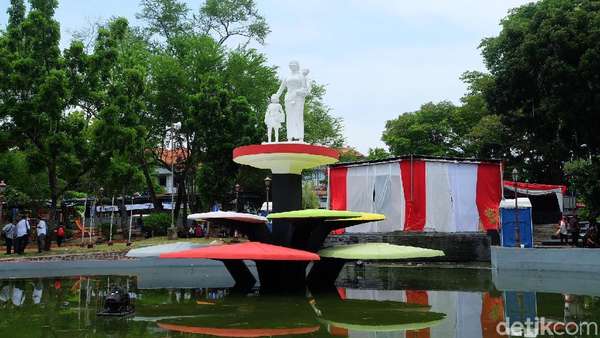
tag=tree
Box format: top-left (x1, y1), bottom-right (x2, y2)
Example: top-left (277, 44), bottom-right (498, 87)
top-left (480, 0), bottom-right (600, 182)
top-left (0, 150), bottom-right (49, 208)
top-left (302, 182), bottom-right (319, 209)
top-left (564, 156), bottom-right (600, 220)
top-left (136, 0), bottom-right (190, 42)
top-left (0, 0), bottom-right (95, 225)
top-left (381, 71), bottom-right (510, 161)
top-left (195, 0), bottom-right (270, 45)
top-left (190, 77), bottom-right (260, 209)
top-left (367, 147), bottom-right (390, 160)
top-left (303, 83), bottom-right (345, 147)
top-left (138, 0), bottom-right (269, 46)
top-left (382, 101), bottom-right (458, 157)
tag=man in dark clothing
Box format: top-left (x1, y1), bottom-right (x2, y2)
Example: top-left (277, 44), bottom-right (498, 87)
top-left (2, 219), bottom-right (15, 254)
top-left (568, 216), bottom-right (580, 247)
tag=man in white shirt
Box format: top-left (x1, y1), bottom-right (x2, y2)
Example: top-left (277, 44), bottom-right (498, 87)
top-left (2, 219), bottom-right (16, 254)
top-left (36, 218), bottom-right (48, 253)
top-left (15, 215), bottom-right (30, 254)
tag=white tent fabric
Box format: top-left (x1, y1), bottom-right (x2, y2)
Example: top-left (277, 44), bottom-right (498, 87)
top-left (345, 162), bottom-right (404, 233)
top-left (425, 162), bottom-right (455, 232)
top-left (335, 159), bottom-right (502, 233)
top-left (346, 165), bottom-right (376, 232)
top-left (373, 162), bottom-right (404, 233)
top-left (448, 164), bottom-right (480, 232)
top-left (457, 292), bottom-right (484, 338)
top-left (344, 288), bottom-right (488, 338)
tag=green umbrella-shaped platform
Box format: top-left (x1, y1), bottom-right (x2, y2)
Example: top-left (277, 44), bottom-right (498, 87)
top-left (309, 243), bottom-right (445, 290)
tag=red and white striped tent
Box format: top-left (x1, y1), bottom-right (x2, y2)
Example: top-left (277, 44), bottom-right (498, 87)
top-left (328, 156), bottom-right (503, 233)
top-left (503, 181), bottom-right (566, 212)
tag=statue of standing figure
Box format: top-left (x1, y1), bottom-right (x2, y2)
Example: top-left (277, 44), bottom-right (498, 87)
top-left (266, 60), bottom-right (311, 143)
top-left (265, 94), bottom-right (284, 142)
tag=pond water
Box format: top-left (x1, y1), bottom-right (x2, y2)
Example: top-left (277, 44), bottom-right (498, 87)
top-left (0, 263), bottom-right (599, 337)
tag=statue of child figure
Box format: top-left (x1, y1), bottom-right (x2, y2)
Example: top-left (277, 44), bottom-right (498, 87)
top-left (265, 94), bottom-right (285, 143)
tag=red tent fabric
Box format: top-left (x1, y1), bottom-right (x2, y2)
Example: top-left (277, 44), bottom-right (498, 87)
top-left (159, 242), bottom-right (320, 261)
top-left (476, 163), bottom-right (502, 230)
top-left (401, 160), bottom-right (427, 231)
top-left (158, 323), bottom-right (320, 337)
top-left (329, 158), bottom-right (502, 233)
top-left (504, 181), bottom-right (566, 194)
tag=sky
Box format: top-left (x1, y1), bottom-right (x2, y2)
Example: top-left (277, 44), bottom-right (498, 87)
top-left (0, 0), bottom-right (533, 154)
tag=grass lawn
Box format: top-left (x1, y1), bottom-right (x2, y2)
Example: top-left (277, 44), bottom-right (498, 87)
top-left (0, 236), bottom-right (222, 260)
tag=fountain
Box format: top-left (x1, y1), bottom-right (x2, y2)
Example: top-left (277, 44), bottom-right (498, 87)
top-left (159, 61), bottom-right (444, 292)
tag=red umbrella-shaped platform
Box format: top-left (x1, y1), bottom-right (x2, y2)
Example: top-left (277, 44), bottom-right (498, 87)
top-left (159, 242), bottom-right (320, 261)
top-left (158, 322), bottom-right (320, 337)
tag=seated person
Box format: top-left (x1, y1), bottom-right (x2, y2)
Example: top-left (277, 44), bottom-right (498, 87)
top-left (584, 224), bottom-right (598, 248)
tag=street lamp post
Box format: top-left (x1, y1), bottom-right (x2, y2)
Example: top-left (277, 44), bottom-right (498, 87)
top-left (0, 180), bottom-right (6, 224)
top-left (235, 184), bottom-right (241, 212)
top-left (264, 176), bottom-right (272, 214)
top-left (169, 122), bottom-right (181, 239)
top-left (512, 168), bottom-right (520, 247)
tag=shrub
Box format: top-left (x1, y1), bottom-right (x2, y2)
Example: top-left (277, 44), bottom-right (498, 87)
top-left (143, 213), bottom-right (171, 236)
top-left (98, 222), bottom-right (117, 240)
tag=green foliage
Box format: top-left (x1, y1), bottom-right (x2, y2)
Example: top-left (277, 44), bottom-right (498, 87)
top-left (196, 0), bottom-right (270, 45)
top-left (137, 0), bottom-right (190, 40)
top-left (382, 70), bottom-right (510, 161)
top-left (303, 83), bottom-right (345, 147)
top-left (367, 148), bottom-right (390, 161)
top-left (98, 222), bottom-right (117, 240)
top-left (143, 213), bottom-right (171, 236)
top-left (479, 0), bottom-right (600, 182)
top-left (0, 0), bottom-right (345, 219)
top-left (137, 0), bottom-right (269, 46)
top-left (0, 150), bottom-right (48, 207)
top-left (302, 182), bottom-right (320, 210)
top-left (0, 0), bottom-right (99, 220)
top-left (564, 156), bottom-right (600, 219)
top-left (383, 101), bottom-right (458, 156)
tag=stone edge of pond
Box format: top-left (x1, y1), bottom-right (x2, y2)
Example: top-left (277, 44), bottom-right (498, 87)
top-left (0, 250), bottom-right (132, 263)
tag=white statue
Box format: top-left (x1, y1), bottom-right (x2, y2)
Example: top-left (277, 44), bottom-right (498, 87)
top-left (272, 60), bottom-right (311, 143)
top-left (264, 94), bottom-right (285, 142)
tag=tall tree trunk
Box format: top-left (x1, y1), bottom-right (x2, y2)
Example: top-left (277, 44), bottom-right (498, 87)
top-left (118, 194), bottom-right (128, 237)
top-left (173, 175), bottom-right (185, 227)
top-left (47, 159), bottom-right (58, 229)
top-left (141, 156), bottom-right (163, 210)
top-left (181, 181), bottom-right (188, 227)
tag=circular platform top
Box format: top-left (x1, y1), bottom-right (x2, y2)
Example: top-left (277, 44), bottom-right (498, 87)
top-left (160, 241), bottom-right (320, 261)
top-left (318, 243), bottom-right (445, 260)
top-left (233, 143), bottom-right (339, 174)
top-left (267, 209), bottom-right (361, 220)
top-left (158, 323), bottom-right (320, 337)
top-left (187, 211), bottom-right (267, 224)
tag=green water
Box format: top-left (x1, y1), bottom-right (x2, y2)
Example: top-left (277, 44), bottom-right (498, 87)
top-left (1, 265), bottom-right (599, 337)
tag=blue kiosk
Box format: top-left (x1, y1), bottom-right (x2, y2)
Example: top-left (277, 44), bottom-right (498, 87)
top-left (500, 198), bottom-right (534, 248)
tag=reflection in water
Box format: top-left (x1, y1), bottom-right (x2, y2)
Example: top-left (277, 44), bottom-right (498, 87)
top-left (0, 266), bottom-right (598, 337)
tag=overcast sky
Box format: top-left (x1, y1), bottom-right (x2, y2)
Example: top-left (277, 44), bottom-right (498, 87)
top-left (0, 0), bottom-right (533, 153)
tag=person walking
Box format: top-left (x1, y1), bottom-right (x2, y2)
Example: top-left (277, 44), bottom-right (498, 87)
top-left (15, 215), bottom-right (30, 254)
top-left (558, 216), bottom-right (569, 245)
top-left (2, 218), bottom-right (16, 254)
top-left (36, 217), bottom-right (47, 253)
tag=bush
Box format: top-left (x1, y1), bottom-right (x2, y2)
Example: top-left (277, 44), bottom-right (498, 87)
top-left (143, 213), bottom-right (171, 237)
top-left (98, 222), bottom-right (117, 240)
